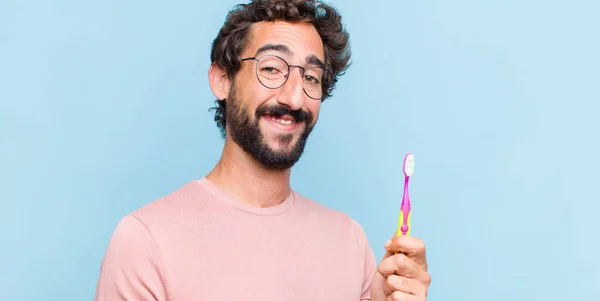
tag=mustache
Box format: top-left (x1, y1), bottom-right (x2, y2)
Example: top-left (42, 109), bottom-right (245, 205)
top-left (255, 105), bottom-right (313, 123)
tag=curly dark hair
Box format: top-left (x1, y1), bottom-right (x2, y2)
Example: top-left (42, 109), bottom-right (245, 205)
top-left (209, 0), bottom-right (351, 136)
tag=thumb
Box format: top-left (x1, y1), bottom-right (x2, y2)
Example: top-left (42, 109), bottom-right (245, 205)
top-left (382, 232), bottom-right (399, 257)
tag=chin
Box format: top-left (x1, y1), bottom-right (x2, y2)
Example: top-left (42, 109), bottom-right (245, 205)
top-left (265, 137), bottom-right (299, 153)
top-left (262, 131), bottom-right (305, 153)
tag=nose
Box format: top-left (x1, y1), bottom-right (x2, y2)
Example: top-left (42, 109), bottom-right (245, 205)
top-left (276, 67), bottom-right (305, 111)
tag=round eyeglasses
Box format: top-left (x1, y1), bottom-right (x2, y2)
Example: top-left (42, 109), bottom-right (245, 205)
top-left (241, 55), bottom-right (331, 100)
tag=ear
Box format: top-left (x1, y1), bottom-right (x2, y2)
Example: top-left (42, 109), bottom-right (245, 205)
top-left (208, 63), bottom-right (231, 101)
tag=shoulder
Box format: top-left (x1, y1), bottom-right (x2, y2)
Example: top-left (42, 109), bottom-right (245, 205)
top-left (293, 190), bottom-right (348, 220)
top-left (129, 180), bottom-right (206, 223)
top-left (293, 191), bottom-right (371, 251)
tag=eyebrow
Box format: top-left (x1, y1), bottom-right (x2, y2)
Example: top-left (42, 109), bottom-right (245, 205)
top-left (254, 44), bottom-right (293, 57)
top-left (254, 43), bottom-right (326, 69)
top-left (306, 54), bottom-right (325, 69)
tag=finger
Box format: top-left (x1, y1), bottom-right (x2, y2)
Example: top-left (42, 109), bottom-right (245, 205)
top-left (385, 274), bottom-right (428, 296)
top-left (378, 253), bottom-right (425, 280)
top-left (386, 235), bottom-right (426, 259)
top-left (386, 290), bottom-right (418, 301)
top-left (385, 235), bottom-right (428, 270)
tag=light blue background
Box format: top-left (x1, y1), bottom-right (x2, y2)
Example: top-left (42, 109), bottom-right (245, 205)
top-left (1, 0), bottom-right (599, 300)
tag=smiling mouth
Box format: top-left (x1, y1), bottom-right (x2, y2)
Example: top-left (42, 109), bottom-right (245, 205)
top-left (268, 114), bottom-right (295, 125)
top-left (261, 113), bottom-right (303, 131)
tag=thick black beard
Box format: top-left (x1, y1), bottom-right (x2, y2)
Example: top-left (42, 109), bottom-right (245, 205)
top-left (226, 87), bottom-right (315, 170)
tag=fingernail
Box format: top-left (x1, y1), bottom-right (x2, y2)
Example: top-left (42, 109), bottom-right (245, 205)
top-left (385, 240), bottom-right (391, 248)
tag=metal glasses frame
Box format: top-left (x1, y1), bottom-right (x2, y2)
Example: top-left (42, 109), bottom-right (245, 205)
top-left (241, 54), bottom-right (331, 100)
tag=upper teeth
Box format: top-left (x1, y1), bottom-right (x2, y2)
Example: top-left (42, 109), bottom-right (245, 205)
top-left (276, 118), bottom-right (292, 125)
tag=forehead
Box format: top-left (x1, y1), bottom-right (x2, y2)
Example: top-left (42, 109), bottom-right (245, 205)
top-left (244, 21), bottom-right (325, 62)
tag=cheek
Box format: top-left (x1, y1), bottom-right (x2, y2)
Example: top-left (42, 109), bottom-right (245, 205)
top-left (244, 82), bottom-right (277, 109)
top-left (307, 101), bottom-right (321, 122)
top-left (236, 66), bottom-right (272, 100)
top-left (235, 84), bottom-right (270, 114)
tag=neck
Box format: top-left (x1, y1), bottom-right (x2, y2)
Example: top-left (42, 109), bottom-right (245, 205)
top-left (206, 136), bottom-right (291, 208)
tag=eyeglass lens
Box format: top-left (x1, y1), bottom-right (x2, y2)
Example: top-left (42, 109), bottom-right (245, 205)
top-left (255, 55), bottom-right (326, 99)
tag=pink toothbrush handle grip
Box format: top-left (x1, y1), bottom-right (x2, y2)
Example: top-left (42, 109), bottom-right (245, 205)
top-left (397, 205), bottom-right (411, 236)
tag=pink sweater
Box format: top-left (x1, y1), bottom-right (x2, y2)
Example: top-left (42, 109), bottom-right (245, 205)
top-left (94, 178), bottom-right (377, 300)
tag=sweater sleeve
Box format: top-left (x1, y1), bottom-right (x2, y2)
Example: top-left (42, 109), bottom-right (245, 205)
top-left (94, 214), bottom-right (167, 301)
top-left (349, 218), bottom-right (377, 301)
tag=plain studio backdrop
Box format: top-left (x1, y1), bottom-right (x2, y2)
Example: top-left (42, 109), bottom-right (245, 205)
top-left (1, 0), bottom-right (598, 300)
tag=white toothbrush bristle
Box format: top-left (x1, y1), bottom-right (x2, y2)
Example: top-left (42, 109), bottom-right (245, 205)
top-left (404, 154), bottom-right (414, 177)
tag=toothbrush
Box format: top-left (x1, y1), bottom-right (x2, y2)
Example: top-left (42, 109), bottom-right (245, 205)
top-left (397, 153), bottom-right (414, 236)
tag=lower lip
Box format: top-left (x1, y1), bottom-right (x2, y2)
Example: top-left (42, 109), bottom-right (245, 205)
top-left (261, 115), bottom-right (302, 132)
